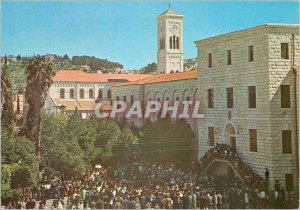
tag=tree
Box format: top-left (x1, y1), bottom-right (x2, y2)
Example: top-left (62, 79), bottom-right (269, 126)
top-left (1, 56), bottom-right (15, 136)
top-left (63, 54), bottom-right (70, 60)
top-left (138, 118), bottom-right (194, 162)
top-left (23, 56), bottom-right (56, 156)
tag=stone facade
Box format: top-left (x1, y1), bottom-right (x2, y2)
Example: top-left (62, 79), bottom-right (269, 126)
top-left (195, 24), bottom-right (299, 192)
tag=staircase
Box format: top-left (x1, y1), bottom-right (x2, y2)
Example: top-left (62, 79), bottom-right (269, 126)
top-left (199, 144), bottom-right (263, 187)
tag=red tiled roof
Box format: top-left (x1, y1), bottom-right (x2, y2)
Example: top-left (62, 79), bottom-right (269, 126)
top-left (53, 70), bottom-right (153, 83)
top-left (114, 70), bottom-right (198, 87)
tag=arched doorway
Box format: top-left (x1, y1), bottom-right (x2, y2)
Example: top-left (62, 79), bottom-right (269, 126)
top-left (224, 123), bottom-right (237, 150)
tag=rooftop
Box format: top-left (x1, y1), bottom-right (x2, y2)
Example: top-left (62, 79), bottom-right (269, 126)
top-left (114, 70), bottom-right (198, 87)
top-left (159, 8), bottom-right (183, 17)
top-left (53, 70), bottom-right (153, 83)
top-left (195, 23), bottom-right (299, 44)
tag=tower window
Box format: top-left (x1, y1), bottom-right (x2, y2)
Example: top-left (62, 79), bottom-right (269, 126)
top-left (281, 85), bottom-right (291, 108)
top-left (170, 36), bottom-right (173, 49)
top-left (173, 35), bottom-right (176, 49)
top-left (176, 37), bottom-right (179, 49)
top-left (160, 38), bottom-right (162, 50)
top-left (281, 43), bottom-right (289, 59)
top-left (208, 53), bottom-right (212, 68)
top-left (248, 45), bottom-right (254, 62)
top-left (123, 96), bottom-right (126, 102)
top-left (162, 37), bottom-right (165, 49)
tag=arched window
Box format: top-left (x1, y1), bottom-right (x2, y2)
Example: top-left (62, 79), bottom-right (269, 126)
top-left (173, 35), bottom-right (176, 49)
top-left (176, 37), bottom-right (179, 49)
top-left (80, 89), bottom-right (84, 99)
top-left (169, 36), bottom-right (172, 49)
top-left (70, 89), bottom-right (75, 99)
top-left (60, 89), bottom-right (65, 99)
top-left (98, 89), bottom-right (103, 98)
top-left (89, 89), bottom-right (94, 99)
top-left (162, 37), bottom-right (165, 49)
top-left (107, 89), bottom-right (112, 99)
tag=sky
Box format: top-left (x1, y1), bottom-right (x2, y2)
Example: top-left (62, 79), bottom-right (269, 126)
top-left (2, 1), bottom-right (299, 70)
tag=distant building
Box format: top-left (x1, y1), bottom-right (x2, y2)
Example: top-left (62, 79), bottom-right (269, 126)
top-left (45, 54), bottom-right (55, 60)
top-left (44, 70), bottom-right (152, 118)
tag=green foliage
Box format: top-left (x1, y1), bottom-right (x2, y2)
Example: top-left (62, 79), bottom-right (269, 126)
top-left (139, 62), bottom-right (157, 74)
top-left (1, 56), bottom-right (15, 136)
top-left (138, 118), bottom-right (194, 162)
top-left (11, 166), bottom-right (37, 189)
top-left (71, 55), bottom-right (123, 72)
top-left (1, 134), bottom-right (38, 198)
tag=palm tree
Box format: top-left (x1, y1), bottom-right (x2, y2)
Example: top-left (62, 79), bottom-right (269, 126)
top-left (24, 56), bottom-right (56, 156)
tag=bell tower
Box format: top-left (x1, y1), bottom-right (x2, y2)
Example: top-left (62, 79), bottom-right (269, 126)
top-left (157, 7), bottom-right (184, 74)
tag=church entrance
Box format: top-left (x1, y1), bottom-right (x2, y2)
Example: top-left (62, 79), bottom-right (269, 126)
top-left (224, 123), bottom-right (237, 150)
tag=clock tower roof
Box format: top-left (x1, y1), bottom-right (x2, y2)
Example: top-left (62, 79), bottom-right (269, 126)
top-left (159, 8), bottom-right (183, 17)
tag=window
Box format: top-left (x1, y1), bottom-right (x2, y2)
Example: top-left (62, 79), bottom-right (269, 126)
top-left (208, 127), bottom-right (215, 146)
top-left (281, 43), bottom-right (289, 59)
top-left (130, 95), bottom-right (134, 104)
top-left (89, 89), bottom-right (94, 99)
top-left (173, 35), bottom-right (176, 49)
top-left (186, 96), bottom-right (190, 101)
top-left (107, 89), bottom-right (112, 99)
top-left (123, 96), bottom-right (126, 102)
top-left (162, 37), bottom-right (165, 49)
top-left (208, 53), bottom-right (212, 68)
top-left (281, 85), bottom-right (291, 108)
top-left (248, 86), bottom-right (256, 108)
top-left (226, 87), bottom-right (234, 108)
top-left (176, 97), bottom-right (179, 101)
top-left (249, 129), bottom-right (257, 152)
top-left (157, 98), bottom-right (160, 102)
top-left (170, 37), bottom-right (172, 49)
top-left (282, 130), bottom-right (292, 154)
top-left (285, 174), bottom-right (294, 191)
top-left (176, 37), bottom-right (179, 49)
top-left (207, 89), bottom-right (214, 108)
top-left (248, 45), bottom-right (254, 62)
top-left (60, 89), bottom-right (65, 99)
top-left (227, 50), bottom-right (232, 65)
top-left (166, 97), bottom-right (169, 101)
top-left (98, 89), bottom-right (103, 98)
top-left (70, 89), bottom-right (74, 99)
top-left (80, 89), bottom-right (84, 99)
top-left (116, 96), bottom-right (120, 101)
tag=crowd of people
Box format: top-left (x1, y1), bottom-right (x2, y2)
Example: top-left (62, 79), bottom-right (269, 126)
top-left (4, 160), bottom-right (289, 209)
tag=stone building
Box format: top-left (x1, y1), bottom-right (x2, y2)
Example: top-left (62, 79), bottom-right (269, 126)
top-left (44, 70), bottom-right (152, 117)
top-left (195, 24), bottom-right (299, 192)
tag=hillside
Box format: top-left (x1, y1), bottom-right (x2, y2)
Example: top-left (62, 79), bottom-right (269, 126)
top-left (6, 55), bottom-right (125, 91)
